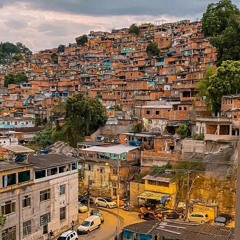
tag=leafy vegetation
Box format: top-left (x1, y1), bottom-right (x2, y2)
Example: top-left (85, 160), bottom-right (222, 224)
top-left (75, 34), bottom-right (88, 46)
top-left (53, 93), bottom-right (107, 147)
top-left (0, 214), bottom-right (6, 228)
top-left (202, 0), bottom-right (240, 65)
top-left (0, 42), bottom-right (31, 63)
top-left (51, 53), bottom-right (58, 63)
top-left (176, 121), bottom-right (191, 138)
top-left (57, 44), bottom-right (65, 53)
top-left (149, 163), bottom-right (172, 176)
top-left (196, 66), bottom-right (216, 111)
top-left (34, 124), bottom-right (54, 148)
top-left (146, 42), bottom-right (160, 56)
top-left (4, 72), bottom-right (28, 87)
top-left (129, 24), bottom-right (140, 36)
top-left (205, 60), bottom-right (240, 114)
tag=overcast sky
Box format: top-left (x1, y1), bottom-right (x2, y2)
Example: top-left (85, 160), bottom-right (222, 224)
top-left (0, 0), bottom-right (239, 52)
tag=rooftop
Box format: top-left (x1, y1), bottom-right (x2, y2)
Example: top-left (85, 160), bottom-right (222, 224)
top-left (123, 220), bottom-right (234, 240)
top-left (81, 144), bottom-right (139, 155)
top-left (28, 154), bottom-right (79, 170)
top-left (0, 161), bottom-right (30, 172)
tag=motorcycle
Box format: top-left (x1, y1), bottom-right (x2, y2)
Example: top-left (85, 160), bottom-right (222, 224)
top-left (123, 202), bottom-right (132, 211)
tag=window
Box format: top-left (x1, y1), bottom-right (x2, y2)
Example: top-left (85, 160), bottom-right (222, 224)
top-left (40, 189), bottom-right (50, 202)
top-left (22, 195), bottom-right (31, 208)
top-left (156, 111), bottom-right (159, 115)
top-left (1, 201), bottom-right (16, 215)
top-left (72, 162), bottom-right (77, 170)
top-left (60, 207), bottom-right (66, 220)
top-left (40, 213), bottom-right (51, 226)
top-left (88, 164), bottom-right (93, 171)
top-left (43, 225), bottom-right (48, 234)
top-left (60, 185), bottom-right (66, 195)
top-left (2, 226), bottom-right (16, 240)
top-left (113, 168), bottom-right (118, 175)
top-left (35, 170), bottom-right (46, 179)
top-left (146, 110), bottom-right (150, 115)
top-left (18, 170), bottom-right (30, 183)
top-left (100, 167), bottom-right (105, 174)
top-left (2, 173), bottom-right (16, 187)
top-left (23, 220), bottom-right (31, 236)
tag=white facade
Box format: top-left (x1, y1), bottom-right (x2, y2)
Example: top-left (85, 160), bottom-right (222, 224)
top-left (0, 158), bottom-right (79, 240)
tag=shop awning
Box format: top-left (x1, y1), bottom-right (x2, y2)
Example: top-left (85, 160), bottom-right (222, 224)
top-left (137, 191), bottom-right (170, 201)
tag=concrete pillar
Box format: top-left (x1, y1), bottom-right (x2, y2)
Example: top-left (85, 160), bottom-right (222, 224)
top-left (230, 124), bottom-right (232, 136)
top-left (217, 124), bottom-right (220, 135)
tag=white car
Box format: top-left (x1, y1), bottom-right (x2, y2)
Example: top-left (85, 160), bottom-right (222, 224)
top-left (95, 197), bottom-right (117, 208)
top-left (57, 230), bottom-right (78, 240)
top-left (78, 202), bottom-right (88, 213)
top-left (77, 215), bottom-right (101, 234)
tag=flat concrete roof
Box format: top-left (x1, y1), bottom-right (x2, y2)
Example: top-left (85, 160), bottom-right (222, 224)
top-left (0, 161), bottom-right (30, 172)
top-left (2, 145), bottom-right (35, 153)
top-left (81, 144), bottom-right (139, 155)
top-left (28, 154), bottom-right (79, 170)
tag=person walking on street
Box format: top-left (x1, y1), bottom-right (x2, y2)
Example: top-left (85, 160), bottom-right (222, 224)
top-left (71, 220), bottom-right (75, 230)
top-left (49, 230), bottom-right (54, 240)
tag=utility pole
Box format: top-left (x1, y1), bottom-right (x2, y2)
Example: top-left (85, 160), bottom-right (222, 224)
top-left (87, 175), bottom-right (90, 217)
top-left (234, 138), bottom-right (240, 240)
top-left (185, 171), bottom-right (190, 221)
top-left (116, 160), bottom-right (120, 240)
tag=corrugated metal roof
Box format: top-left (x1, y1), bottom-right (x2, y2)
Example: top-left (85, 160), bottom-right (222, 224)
top-left (81, 144), bottom-right (139, 154)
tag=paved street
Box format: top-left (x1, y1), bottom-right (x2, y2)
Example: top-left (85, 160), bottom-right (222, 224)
top-left (76, 207), bottom-right (143, 240)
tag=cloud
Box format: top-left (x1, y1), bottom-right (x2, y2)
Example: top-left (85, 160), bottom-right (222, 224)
top-left (0, 0), bottom-right (239, 52)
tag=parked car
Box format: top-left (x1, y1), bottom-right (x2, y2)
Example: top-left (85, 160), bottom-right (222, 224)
top-left (57, 230), bottom-right (78, 240)
top-left (90, 208), bottom-right (104, 223)
top-left (214, 214), bottom-right (232, 226)
top-left (77, 215), bottom-right (101, 234)
top-left (188, 212), bottom-right (209, 223)
top-left (78, 194), bottom-right (94, 205)
top-left (78, 202), bottom-right (88, 213)
top-left (138, 207), bottom-right (161, 220)
top-left (164, 211), bottom-right (184, 219)
top-left (95, 197), bottom-right (117, 208)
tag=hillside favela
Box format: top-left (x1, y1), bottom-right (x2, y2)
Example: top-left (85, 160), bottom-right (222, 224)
top-left (0, 0), bottom-right (240, 239)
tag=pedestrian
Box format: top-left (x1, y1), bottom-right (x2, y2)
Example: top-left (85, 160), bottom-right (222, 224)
top-left (49, 230), bottom-right (54, 240)
top-left (71, 220), bottom-right (75, 230)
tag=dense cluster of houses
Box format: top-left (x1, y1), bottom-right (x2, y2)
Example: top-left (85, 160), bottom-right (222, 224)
top-left (0, 19), bottom-right (239, 239)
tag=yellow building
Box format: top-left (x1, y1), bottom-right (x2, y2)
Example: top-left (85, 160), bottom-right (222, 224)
top-left (138, 174), bottom-right (177, 208)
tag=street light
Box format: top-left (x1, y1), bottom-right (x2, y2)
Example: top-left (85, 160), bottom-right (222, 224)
top-left (185, 173), bottom-right (200, 220)
top-left (105, 161), bottom-right (120, 239)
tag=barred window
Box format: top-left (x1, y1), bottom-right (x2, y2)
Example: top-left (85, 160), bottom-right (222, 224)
top-left (60, 207), bottom-right (66, 220)
top-left (22, 195), bottom-right (31, 208)
top-left (40, 189), bottom-right (50, 202)
top-left (1, 201), bottom-right (15, 215)
top-left (2, 226), bottom-right (16, 240)
top-left (60, 185), bottom-right (66, 195)
top-left (23, 220), bottom-right (31, 236)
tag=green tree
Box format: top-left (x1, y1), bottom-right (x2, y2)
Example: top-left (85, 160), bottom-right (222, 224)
top-left (176, 121), bottom-right (191, 138)
top-left (146, 42), bottom-right (160, 56)
top-left (51, 53), bottom-right (58, 63)
top-left (129, 24), bottom-right (140, 36)
top-left (0, 214), bottom-right (6, 228)
top-left (202, 0), bottom-right (240, 64)
top-left (57, 44), bottom-right (65, 53)
top-left (34, 124), bottom-right (54, 148)
top-left (53, 93), bottom-right (107, 147)
top-left (4, 72), bottom-right (28, 87)
top-left (196, 66), bottom-right (216, 111)
top-left (75, 34), bottom-right (88, 46)
top-left (16, 42), bottom-right (32, 55)
top-left (207, 60), bottom-right (240, 113)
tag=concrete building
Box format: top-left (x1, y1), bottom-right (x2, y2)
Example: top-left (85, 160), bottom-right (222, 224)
top-left (0, 153), bottom-right (79, 240)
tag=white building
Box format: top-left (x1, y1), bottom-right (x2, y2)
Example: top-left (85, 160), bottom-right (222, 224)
top-left (0, 151), bottom-right (79, 240)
